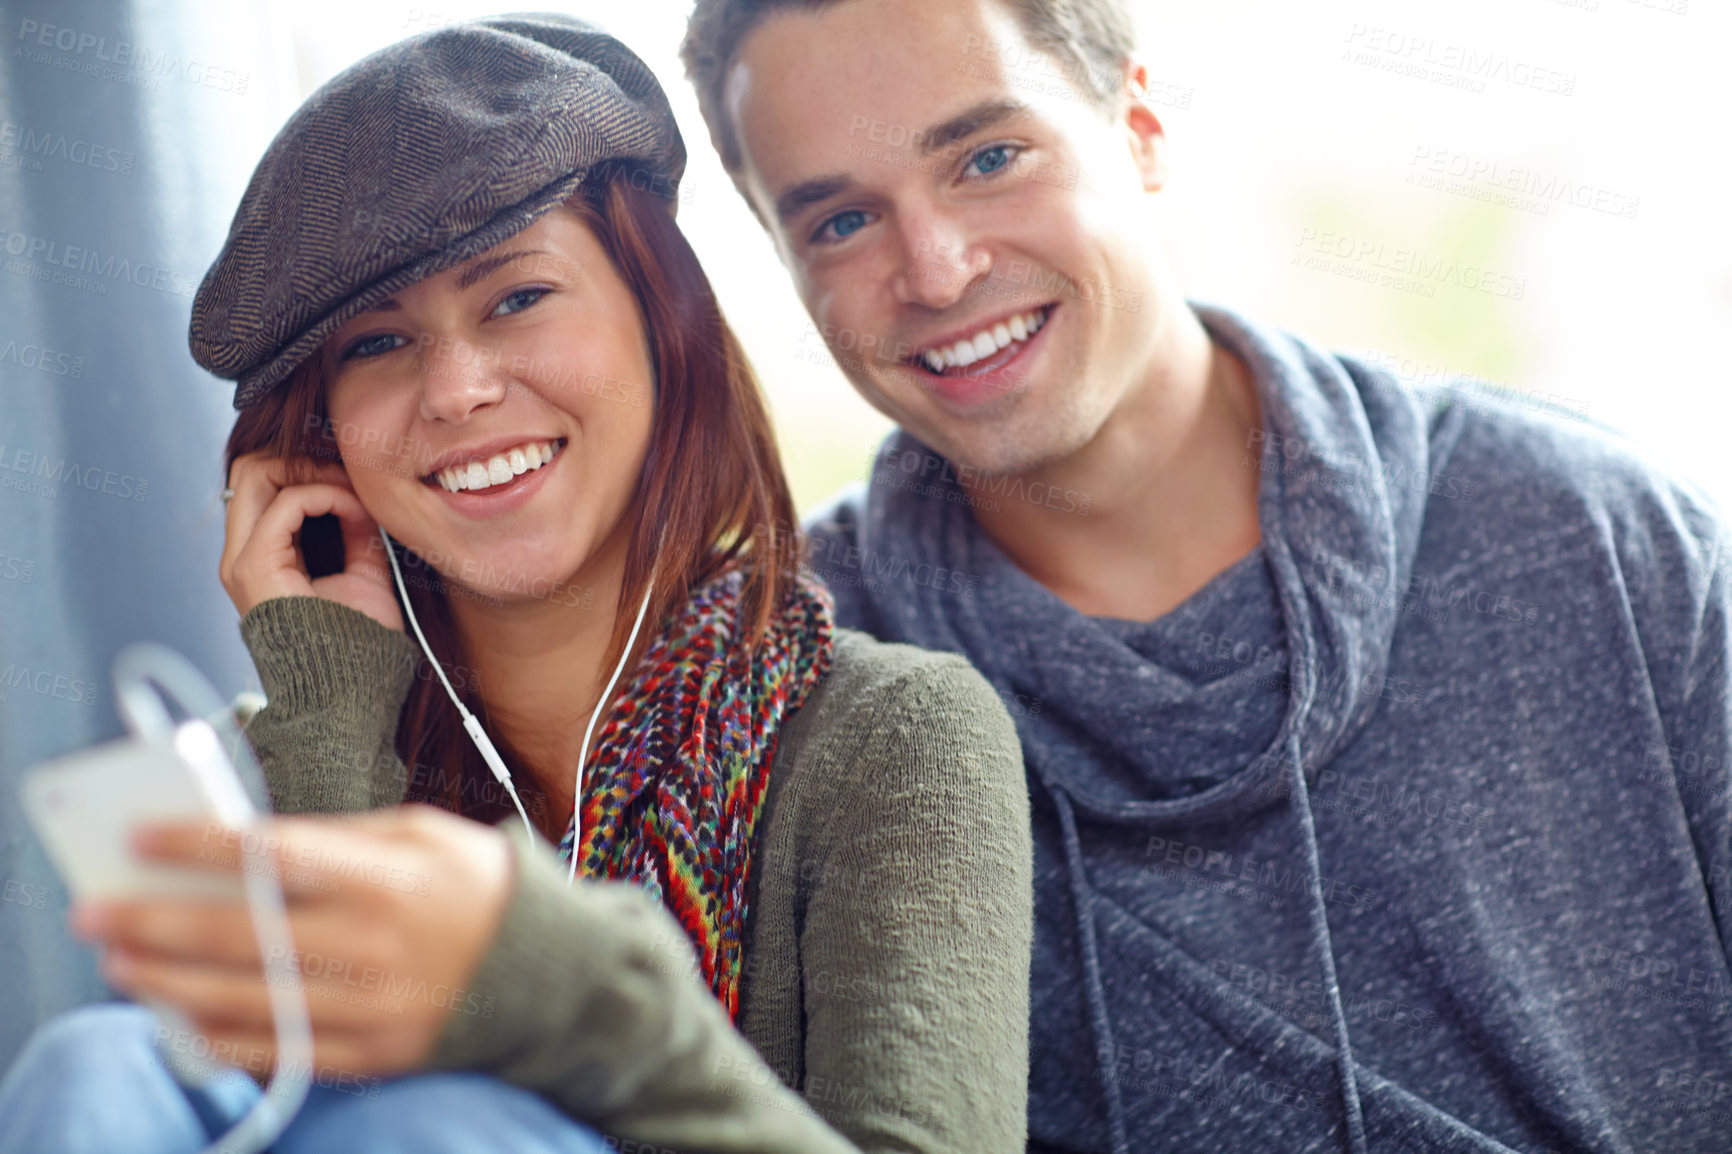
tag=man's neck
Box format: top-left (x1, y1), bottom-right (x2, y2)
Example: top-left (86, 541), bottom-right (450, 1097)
top-left (964, 306), bottom-right (1263, 623)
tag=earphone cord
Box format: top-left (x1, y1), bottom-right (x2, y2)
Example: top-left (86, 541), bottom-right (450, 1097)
top-left (377, 526), bottom-right (652, 884)
top-left (568, 575), bottom-right (655, 886)
top-left (112, 644), bottom-right (312, 1154)
top-left (376, 527), bottom-right (534, 842)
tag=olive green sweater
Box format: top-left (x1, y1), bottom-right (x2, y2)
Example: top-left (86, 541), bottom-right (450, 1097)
top-left (233, 595), bottom-right (1032, 1154)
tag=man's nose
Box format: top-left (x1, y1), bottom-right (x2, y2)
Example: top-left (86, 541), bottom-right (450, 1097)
top-left (890, 213), bottom-right (993, 310)
top-left (415, 331), bottom-right (508, 424)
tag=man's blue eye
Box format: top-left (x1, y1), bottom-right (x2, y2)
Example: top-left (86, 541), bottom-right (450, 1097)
top-left (969, 145), bottom-right (1013, 177)
top-left (825, 210), bottom-right (868, 241)
top-left (494, 288), bottom-right (548, 317)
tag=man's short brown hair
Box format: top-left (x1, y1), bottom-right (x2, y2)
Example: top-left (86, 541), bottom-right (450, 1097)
top-left (681, 0), bottom-right (1137, 176)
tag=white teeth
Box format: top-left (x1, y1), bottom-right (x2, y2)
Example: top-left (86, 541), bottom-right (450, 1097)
top-left (433, 439), bottom-right (561, 494)
top-left (917, 308), bottom-right (1048, 373)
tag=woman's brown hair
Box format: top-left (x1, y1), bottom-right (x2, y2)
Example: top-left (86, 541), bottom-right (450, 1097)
top-left (223, 171), bottom-right (801, 828)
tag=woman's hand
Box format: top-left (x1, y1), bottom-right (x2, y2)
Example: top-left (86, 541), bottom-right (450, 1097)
top-left (220, 450), bottom-right (405, 632)
top-left (69, 804), bottom-right (515, 1081)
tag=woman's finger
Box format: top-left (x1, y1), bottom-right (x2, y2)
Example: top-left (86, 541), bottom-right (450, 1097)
top-left (192, 1016), bottom-right (406, 1086)
top-left (80, 896), bottom-right (261, 967)
top-left (220, 454), bottom-right (353, 587)
top-left (225, 482), bottom-right (377, 613)
top-left (127, 820), bottom-right (354, 904)
top-left (213, 813), bottom-right (435, 903)
top-left (169, 1016), bottom-right (389, 1090)
top-left (220, 453), bottom-right (282, 591)
top-left (110, 946), bottom-right (393, 1035)
top-left (247, 482), bottom-right (375, 572)
top-left (105, 950), bottom-right (273, 1024)
top-left (115, 934), bottom-right (454, 1079)
top-left (217, 452), bottom-right (406, 629)
top-left (337, 504), bottom-right (396, 587)
top-left (128, 814), bottom-right (433, 908)
top-left (160, 1004), bottom-right (394, 1087)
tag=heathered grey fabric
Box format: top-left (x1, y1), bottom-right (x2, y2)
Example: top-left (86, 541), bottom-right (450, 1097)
top-left (803, 303), bottom-right (1732, 1153)
top-left (233, 595), bottom-right (1033, 1153)
top-left (189, 13), bottom-right (686, 409)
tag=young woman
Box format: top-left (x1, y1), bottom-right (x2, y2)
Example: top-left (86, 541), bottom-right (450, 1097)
top-left (0, 15), bottom-right (1032, 1154)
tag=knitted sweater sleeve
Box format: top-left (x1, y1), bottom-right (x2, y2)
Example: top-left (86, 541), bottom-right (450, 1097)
top-left (784, 651), bottom-right (1035, 1152)
top-left (237, 595), bottom-right (419, 813)
top-left (234, 594), bottom-right (1033, 1153)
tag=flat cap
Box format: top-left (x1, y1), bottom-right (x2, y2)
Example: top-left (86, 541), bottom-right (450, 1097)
top-left (191, 13), bottom-right (687, 410)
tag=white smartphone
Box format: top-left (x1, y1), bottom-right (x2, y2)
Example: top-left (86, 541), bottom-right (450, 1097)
top-left (20, 720), bottom-right (257, 902)
top-left (20, 719), bottom-right (265, 1086)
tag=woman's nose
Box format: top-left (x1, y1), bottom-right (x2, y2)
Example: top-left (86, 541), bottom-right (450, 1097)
top-left (415, 331), bottom-right (510, 423)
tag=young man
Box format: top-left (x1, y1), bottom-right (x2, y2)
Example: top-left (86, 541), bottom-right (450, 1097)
top-left (682, 1), bottom-right (1732, 1151)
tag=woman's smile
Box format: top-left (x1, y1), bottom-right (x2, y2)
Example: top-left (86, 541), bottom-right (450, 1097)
top-left (420, 435), bottom-right (569, 518)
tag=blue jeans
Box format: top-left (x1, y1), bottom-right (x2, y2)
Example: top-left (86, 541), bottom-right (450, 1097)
top-left (0, 1002), bottom-right (611, 1153)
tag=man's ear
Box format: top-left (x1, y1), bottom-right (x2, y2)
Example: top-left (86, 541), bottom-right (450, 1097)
top-left (1121, 59), bottom-right (1168, 193)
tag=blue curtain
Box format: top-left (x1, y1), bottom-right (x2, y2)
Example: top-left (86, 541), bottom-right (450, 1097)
top-left (0, 0), bottom-right (287, 1072)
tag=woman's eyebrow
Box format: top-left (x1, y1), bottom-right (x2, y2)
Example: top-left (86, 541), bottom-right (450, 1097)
top-left (340, 248), bottom-right (558, 325)
top-left (457, 249), bottom-right (551, 289)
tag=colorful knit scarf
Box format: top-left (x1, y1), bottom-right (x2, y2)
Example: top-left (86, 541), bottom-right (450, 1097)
top-left (555, 563), bottom-right (835, 1020)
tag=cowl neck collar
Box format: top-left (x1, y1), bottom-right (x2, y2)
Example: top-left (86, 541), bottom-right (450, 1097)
top-left (848, 303), bottom-right (1434, 828)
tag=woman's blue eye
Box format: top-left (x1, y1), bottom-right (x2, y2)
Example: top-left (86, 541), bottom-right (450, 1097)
top-left (968, 144), bottom-right (1016, 178)
top-left (817, 210), bottom-right (870, 244)
top-left (493, 287), bottom-right (549, 317)
top-left (343, 333), bottom-right (408, 361)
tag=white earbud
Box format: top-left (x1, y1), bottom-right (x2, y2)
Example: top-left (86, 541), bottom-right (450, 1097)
top-left (377, 525), bottom-right (653, 884)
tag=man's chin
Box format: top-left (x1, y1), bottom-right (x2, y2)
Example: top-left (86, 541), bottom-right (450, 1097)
top-left (907, 418), bottom-right (1085, 484)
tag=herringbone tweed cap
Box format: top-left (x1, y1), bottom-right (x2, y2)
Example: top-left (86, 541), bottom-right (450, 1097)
top-left (191, 13), bottom-right (686, 410)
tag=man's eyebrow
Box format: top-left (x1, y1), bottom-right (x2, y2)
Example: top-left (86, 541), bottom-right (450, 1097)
top-left (918, 98), bottom-right (1031, 156)
top-left (771, 100), bottom-right (1034, 229)
top-left (775, 176), bottom-right (856, 229)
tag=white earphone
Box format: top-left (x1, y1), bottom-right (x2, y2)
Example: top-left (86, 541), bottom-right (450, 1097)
top-left (377, 525), bottom-right (655, 886)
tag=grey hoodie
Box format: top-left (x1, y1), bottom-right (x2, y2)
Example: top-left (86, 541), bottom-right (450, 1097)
top-left (802, 304), bottom-right (1732, 1153)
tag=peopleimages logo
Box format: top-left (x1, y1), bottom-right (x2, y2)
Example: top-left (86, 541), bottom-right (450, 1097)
top-left (1342, 24), bottom-right (1577, 96)
top-left (0, 120), bottom-right (134, 174)
top-left (0, 664), bottom-right (101, 708)
top-left (0, 442), bottom-right (149, 502)
top-left (1294, 228), bottom-right (1526, 300)
top-left (14, 19), bottom-right (250, 94)
top-left (875, 446), bottom-right (1093, 516)
top-left (1408, 146), bottom-right (1640, 221)
top-left (0, 337), bottom-right (83, 378)
top-left (0, 225), bottom-right (197, 297)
